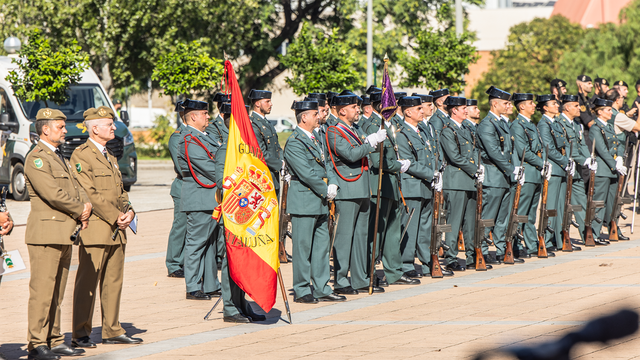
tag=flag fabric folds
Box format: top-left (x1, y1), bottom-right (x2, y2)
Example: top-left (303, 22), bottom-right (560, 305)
top-left (220, 60), bottom-right (279, 312)
top-left (380, 60), bottom-right (397, 122)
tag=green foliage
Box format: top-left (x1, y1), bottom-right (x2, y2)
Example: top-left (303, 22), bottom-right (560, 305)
top-left (152, 40), bottom-right (223, 98)
top-left (6, 29), bottom-right (89, 105)
top-left (280, 23), bottom-right (361, 95)
top-left (135, 115), bottom-right (174, 158)
top-left (558, 0), bottom-right (640, 94)
top-left (399, 28), bottom-right (478, 92)
top-left (470, 15), bottom-right (584, 115)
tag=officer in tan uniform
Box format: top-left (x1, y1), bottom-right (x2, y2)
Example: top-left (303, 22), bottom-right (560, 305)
top-left (70, 106), bottom-right (141, 347)
top-left (25, 108), bottom-right (90, 360)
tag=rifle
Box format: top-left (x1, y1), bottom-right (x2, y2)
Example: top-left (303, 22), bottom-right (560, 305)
top-left (609, 137), bottom-right (633, 241)
top-left (584, 139), bottom-right (605, 246)
top-left (429, 163), bottom-right (451, 278)
top-left (474, 155), bottom-right (494, 270)
top-left (328, 201), bottom-right (338, 258)
top-left (561, 143), bottom-right (583, 251)
top-left (278, 164), bottom-right (292, 263)
top-left (457, 231), bottom-right (465, 251)
top-left (537, 145), bottom-right (557, 257)
top-left (503, 148), bottom-right (528, 264)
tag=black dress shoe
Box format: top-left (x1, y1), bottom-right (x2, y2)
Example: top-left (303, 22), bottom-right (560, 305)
top-left (244, 310), bottom-right (266, 322)
top-left (223, 313), bottom-right (251, 323)
top-left (547, 251), bottom-right (556, 257)
top-left (103, 334), bottom-right (143, 345)
top-left (357, 285), bottom-right (385, 293)
top-left (466, 263), bottom-right (493, 270)
top-left (572, 245), bottom-right (582, 251)
top-left (294, 294), bottom-right (318, 304)
top-left (28, 346), bottom-right (60, 360)
top-left (595, 239), bottom-right (609, 246)
top-left (334, 286), bottom-right (358, 295)
top-left (574, 239), bottom-right (585, 245)
top-left (547, 246), bottom-right (558, 252)
top-left (317, 293), bottom-right (346, 302)
top-left (403, 270), bottom-right (423, 278)
top-left (186, 291), bottom-right (211, 300)
top-left (484, 255), bottom-right (500, 265)
top-left (167, 269), bottom-right (184, 278)
top-left (51, 343), bottom-right (85, 356)
top-left (71, 337), bottom-right (96, 348)
top-left (446, 262), bottom-right (465, 272)
top-left (516, 252), bottom-right (531, 259)
top-left (391, 275), bottom-right (420, 285)
top-left (618, 233), bottom-right (630, 240)
top-left (441, 268), bottom-right (454, 276)
top-left (206, 290), bottom-right (222, 297)
top-left (376, 277), bottom-right (389, 287)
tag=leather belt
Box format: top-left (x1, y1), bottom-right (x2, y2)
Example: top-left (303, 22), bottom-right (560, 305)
top-left (290, 174), bottom-right (328, 183)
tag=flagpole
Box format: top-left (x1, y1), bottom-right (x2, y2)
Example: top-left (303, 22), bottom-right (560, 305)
top-left (277, 268), bottom-right (292, 324)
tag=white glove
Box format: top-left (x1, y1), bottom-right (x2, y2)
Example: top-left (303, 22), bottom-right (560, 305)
top-left (280, 161), bottom-right (286, 176)
top-left (616, 161), bottom-right (628, 176)
top-left (541, 162), bottom-right (552, 181)
top-left (399, 159), bottom-right (411, 173)
top-left (476, 165), bottom-right (485, 183)
top-left (519, 172), bottom-right (526, 186)
top-left (365, 128), bottom-right (387, 148)
top-left (432, 172), bottom-right (443, 192)
top-left (615, 156), bottom-right (624, 169)
top-left (583, 158), bottom-right (598, 172)
top-left (284, 173), bottom-right (291, 182)
top-left (327, 184), bottom-right (338, 200)
top-left (565, 160), bottom-right (575, 177)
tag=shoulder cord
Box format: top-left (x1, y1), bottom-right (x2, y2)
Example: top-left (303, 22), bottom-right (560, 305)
top-left (325, 126), bottom-right (366, 182)
top-left (443, 125), bottom-right (462, 154)
top-left (184, 134), bottom-right (216, 189)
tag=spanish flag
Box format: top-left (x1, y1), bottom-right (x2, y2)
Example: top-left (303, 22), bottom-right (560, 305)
top-left (220, 60), bottom-right (279, 312)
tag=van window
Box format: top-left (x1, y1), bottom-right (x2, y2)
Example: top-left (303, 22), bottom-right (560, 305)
top-left (18, 84), bottom-right (111, 122)
top-left (0, 88), bottom-right (17, 123)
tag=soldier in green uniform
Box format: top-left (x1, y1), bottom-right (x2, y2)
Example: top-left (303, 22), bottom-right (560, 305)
top-left (215, 104), bottom-right (268, 323)
top-left (177, 100), bottom-right (221, 300)
top-left (326, 94), bottom-right (386, 294)
top-left (396, 96), bottom-right (446, 278)
top-left (576, 75), bottom-right (595, 147)
top-left (307, 93), bottom-right (328, 135)
top-left (464, 99), bottom-right (479, 138)
top-left (207, 93), bottom-right (231, 145)
top-left (440, 96), bottom-right (485, 270)
top-left (428, 89), bottom-right (450, 137)
top-left (391, 92), bottom-right (407, 128)
top-left (511, 93), bottom-right (551, 257)
top-left (166, 102), bottom-right (187, 278)
top-left (359, 95), bottom-right (372, 126)
top-left (537, 94), bottom-right (574, 252)
top-left (326, 91), bottom-right (339, 126)
top-left (557, 94), bottom-right (596, 247)
top-left (412, 94), bottom-right (436, 138)
top-left (589, 98), bottom-right (626, 241)
top-left (249, 90), bottom-right (282, 194)
top-left (477, 87), bottom-right (524, 264)
top-left (361, 95), bottom-right (415, 285)
top-left (284, 100), bottom-right (346, 303)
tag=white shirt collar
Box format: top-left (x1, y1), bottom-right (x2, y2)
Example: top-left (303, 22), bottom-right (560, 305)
top-left (597, 117), bottom-right (608, 126)
top-left (489, 111), bottom-right (500, 119)
top-left (384, 121), bottom-right (391, 127)
top-left (299, 127), bottom-right (315, 140)
top-left (465, 119), bottom-right (476, 126)
top-left (397, 113), bottom-right (404, 120)
top-left (437, 108), bottom-right (447, 117)
top-left (252, 112), bottom-right (265, 120)
top-left (501, 115), bottom-right (510, 123)
top-left (39, 139), bottom-right (58, 152)
top-left (543, 114), bottom-right (555, 122)
top-left (187, 124), bottom-right (207, 136)
top-left (561, 113), bottom-right (572, 122)
top-left (451, 118), bottom-right (463, 128)
top-left (89, 137), bottom-right (106, 153)
top-left (520, 114), bottom-right (531, 122)
top-left (405, 122), bottom-right (420, 133)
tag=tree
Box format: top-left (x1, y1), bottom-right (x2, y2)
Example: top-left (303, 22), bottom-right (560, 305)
top-left (151, 40), bottom-right (224, 100)
top-left (6, 29), bottom-right (89, 106)
top-left (399, 28), bottom-right (478, 92)
top-left (558, 0), bottom-right (640, 93)
top-left (470, 15), bottom-right (584, 115)
top-left (280, 23), bottom-right (361, 95)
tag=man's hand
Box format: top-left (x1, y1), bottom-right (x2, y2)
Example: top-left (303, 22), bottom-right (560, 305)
top-left (81, 220), bottom-right (89, 230)
top-left (399, 159), bottom-right (411, 173)
top-left (0, 212), bottom-right (9, 224)
top-left (116, 211), bottom-right (135, 230)
top-left (80, 203), bottom-right (92, 221)
top-left (0, 219), bottom-right (13, 235)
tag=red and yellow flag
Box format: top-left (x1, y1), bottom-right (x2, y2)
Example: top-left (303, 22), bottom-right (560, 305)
top-left (220, 60), bottom-right (279, 312)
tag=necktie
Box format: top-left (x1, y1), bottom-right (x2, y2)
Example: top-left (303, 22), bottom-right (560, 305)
top-left (54, 149), bottom-right (65, 164)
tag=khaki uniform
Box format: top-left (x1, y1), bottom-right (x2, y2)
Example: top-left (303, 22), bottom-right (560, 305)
top-left (25, 142), bottom-right (88, 351)
top-left (71, 139), bottom-right (132, 339)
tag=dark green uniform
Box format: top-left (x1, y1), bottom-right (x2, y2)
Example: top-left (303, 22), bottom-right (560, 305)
top-left (440, 118), bottom-right (479, 266)
top-left (284, 127), bottom-right (334, 298)
top-left (177, 126), bottom-right (220, 294)
top-left (537, 115), bottom-right (570, 248)
top-left (326, 119), bottom-right (375, 291)
top-left (206, 114), bottom-right (229, 145)
top-left (359, 111), bottom-right (404, 283)
top-left (166, 124), bottom-right (187, 275)
top-left (477, 112), bottom-right (518, 257)
top-left (577, 93), bottom-right (594, 147)
top-left (510, 114), bottom-right (545, 254)
top-left (396, 122), bottom-right (436, 274)
top-left (250, 112), bottom-right (282, 193)
top-left (430, 109), bottom-right (448, 138)
top-left (589, 119), bottom-right (624, 238)
top-left (327, 113), bottom-right (339, 127)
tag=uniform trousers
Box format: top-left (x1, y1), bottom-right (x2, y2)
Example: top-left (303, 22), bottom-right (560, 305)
top-left (292, 214), bottom-right (332, 298)
top-left (545, 175), bottom-right (567, 248)
top-left (481, 186), bottom-right (512, 257)
top-left (400, 198), bottom-right (431, 275)
top-left (515, 183), bottom-right (541, 254)
top-left (370, 197), bottom-right (403, 284)
top-left (571, 179), bottom-right (588, 242)
top-left (27, 244), bottom-right (71, 351)
top-left (443, 190), bottom-right (476, 266)
top-left (165, 186), bottom-right (186, 274)
top-left (333, 198), bottom-right (370, 290)
top-left (592, 177), bottom-right (618, 238)
top-left (184, 211), bottom-right (219, 293)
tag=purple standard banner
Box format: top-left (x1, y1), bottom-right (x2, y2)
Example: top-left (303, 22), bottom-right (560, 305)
top-left (380, 61), bottom-right (398, 122)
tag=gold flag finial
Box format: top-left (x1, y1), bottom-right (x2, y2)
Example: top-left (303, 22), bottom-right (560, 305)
top-left (384, 53), bottom-right (389, 62)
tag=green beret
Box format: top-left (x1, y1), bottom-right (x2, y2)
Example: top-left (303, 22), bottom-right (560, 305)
top-left (35, 108), bottom-right (66, 121)
top-left (83, 106), bottom-right (115, 121)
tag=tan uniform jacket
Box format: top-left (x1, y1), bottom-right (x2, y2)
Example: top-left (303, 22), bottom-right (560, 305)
top-left (71, 140), bottom-right (132, 245)
top-left (25, 142), bottom-right (88, 245)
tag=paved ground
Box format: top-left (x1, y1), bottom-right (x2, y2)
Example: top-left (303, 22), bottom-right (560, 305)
top-left (2, 162), bottom-right (640, 359)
